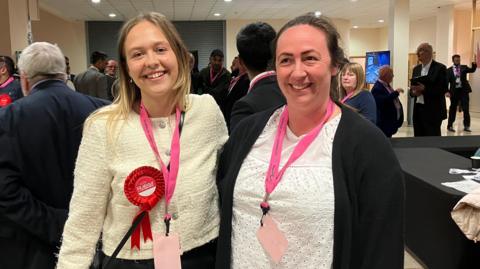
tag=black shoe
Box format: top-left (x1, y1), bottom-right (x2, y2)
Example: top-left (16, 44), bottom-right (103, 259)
top-left (447, 126), bottom-right (456, 132)
top-left (464, 127), bottom-right (472, 132)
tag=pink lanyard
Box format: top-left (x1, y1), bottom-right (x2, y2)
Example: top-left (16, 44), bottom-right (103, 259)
top-left (260, 99), bottom-right (335, 220)
top-left (248, 71), bottom-right (276, 92)
top-left (139, 102), bottom-right (181, 233)
top-left (210, 66), bottom-right (221, 84)
top-left (454, 66), bottom-right (460, 77)
top-left (340, 91), bottom-right (355, 103)
top-left (0, 77), bottom-right (14, 88)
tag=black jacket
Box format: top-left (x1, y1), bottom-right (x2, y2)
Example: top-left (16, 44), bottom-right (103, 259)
top-left (220, 73), bottom-right (250, 131)
top-left (216, 105), bottom-right (404, 269)
top-left (198, 66), bottom-right (231, 106)
top-left (0, 80), bottom-right (108, 269)
top-left (410, 60), bottom-right (448, 121)
top-left (371, 80), bottom-right (404, 137)
top-left (229, 75), bottom-right (285, 132)
top-left (447, 63), bottom-right (477, 93)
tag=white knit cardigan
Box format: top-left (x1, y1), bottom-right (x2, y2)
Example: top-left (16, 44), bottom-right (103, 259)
top-left (57, 94), bottom-right (228, 269)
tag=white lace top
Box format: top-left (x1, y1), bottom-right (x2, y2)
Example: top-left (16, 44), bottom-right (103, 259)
top-left (231, 107), bottom-right (340, 269)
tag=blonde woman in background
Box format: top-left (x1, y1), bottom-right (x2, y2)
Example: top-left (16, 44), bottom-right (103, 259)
top-left (57, 12), bottom-right (227, 269)
top-left (338, 62), bottom-right (377, 124)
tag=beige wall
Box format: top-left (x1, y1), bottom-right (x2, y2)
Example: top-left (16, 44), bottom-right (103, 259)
top-left (409, 16), bottom-right (436, 53)
top-left (0, 0), bottom-right (11, 56)
top-left (454, 9), bottom-right (473, 62)
top-left (349, 27), bottom-right (388, 57)
top-left (31, 9), bottom-right (87, 74)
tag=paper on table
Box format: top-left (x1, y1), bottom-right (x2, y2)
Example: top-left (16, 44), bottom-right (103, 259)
top-left (463, 175), bottom-right (476, 180)
top-left (442, 179), bottom-right (480, 194)
top-left (449, 168), bottom-right (477, 174)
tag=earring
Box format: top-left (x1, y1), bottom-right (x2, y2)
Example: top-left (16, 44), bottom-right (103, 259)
top-left (129, 78), bottom-right (133, 83)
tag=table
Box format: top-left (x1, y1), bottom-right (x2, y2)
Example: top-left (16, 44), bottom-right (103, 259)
top-left (391, 136), bottom-right (480, 158)
top-left (394, 148), bottom-right (480, 269)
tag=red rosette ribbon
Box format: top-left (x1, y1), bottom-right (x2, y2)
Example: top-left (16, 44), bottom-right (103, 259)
top-left (0, 94), bottom-right (12, 107)
top-left (124, 166), bottom-right (164, 250)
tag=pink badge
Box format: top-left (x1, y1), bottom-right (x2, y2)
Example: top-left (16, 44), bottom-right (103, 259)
top-left (153, 232), bottom-right (182, 269)
top-left (256, 214), bottom-right (288, 264)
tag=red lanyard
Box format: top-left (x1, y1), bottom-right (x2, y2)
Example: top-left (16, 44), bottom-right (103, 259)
top-left (341, 91), bottom-right (355, 103)
top-left (0, 77), bottom-right (14, 88)
top-left (139, 102), bottom-right (181, 230)
top-left (210, 66), bottom-right (221, 84)
top-left (260, 99), bottom-right (335, 218)
top-left (248, 71), bottom-right (276, 92)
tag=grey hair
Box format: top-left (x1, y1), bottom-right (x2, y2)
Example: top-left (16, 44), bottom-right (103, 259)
top-left (17, 42), bottom-right (67, 80)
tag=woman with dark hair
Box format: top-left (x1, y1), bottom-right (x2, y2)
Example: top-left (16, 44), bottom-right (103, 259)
top-left (57, 12), bottom-right (227, 269)
top-left (0, 55), bottom-right (23, 106)
top-left (216, 13), bottom-right (404, 269)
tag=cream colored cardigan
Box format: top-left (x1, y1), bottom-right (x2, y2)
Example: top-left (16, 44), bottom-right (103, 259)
top-left (451, 186), bottom-right (480, 243)
top-left (57, 94), bottom-right (228, 269)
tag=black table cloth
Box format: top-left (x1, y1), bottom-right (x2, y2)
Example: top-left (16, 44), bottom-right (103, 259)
top-left (391, 135), bottom-right (479, 158)
top-left (394, 148), bottom-right (480, 269)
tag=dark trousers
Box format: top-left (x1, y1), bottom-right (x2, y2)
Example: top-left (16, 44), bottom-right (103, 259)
top-left (447, 91), bottom-right (470, 128)
top-left (413, 104), bottom-right (442, 136)
top-left (98, 239), bottom-right (217, 269)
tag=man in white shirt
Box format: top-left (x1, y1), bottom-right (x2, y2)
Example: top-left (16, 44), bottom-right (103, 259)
top-left (409, 43), bottom-right (448, 136)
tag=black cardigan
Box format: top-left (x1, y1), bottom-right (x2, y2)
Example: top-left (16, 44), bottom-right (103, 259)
top-left (215, 105), bottom-right (404, 269)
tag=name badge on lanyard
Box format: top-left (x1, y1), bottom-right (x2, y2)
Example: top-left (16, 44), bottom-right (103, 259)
top-left (138, 101), bottom-right (183, 265)
top-left (256, 100), bottom-right (335, 264)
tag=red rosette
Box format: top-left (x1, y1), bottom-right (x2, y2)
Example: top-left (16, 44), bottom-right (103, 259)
top-left (124, 166), bottom-right (165, 250)
top-left (0, 94), bottom-right (12, 107)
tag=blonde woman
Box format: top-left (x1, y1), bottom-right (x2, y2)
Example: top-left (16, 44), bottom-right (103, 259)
top-left (339, 62), bottom-right (377, 124)
top-left (57, 12), bottom-right (227, 269)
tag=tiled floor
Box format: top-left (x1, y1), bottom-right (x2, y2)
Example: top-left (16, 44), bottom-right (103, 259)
top-left (397, 112), bottom-right (480, 268)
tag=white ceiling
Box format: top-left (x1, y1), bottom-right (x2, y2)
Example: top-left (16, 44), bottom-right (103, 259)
top-left (39, 0), bottom-right (473, 28)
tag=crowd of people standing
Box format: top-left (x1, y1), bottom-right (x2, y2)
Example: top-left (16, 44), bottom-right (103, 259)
top-left (0, 8), bottom-right (477, 269)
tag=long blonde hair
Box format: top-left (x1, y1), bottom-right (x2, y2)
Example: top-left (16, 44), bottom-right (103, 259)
top-left (87, 12), bottom-right (191, 142)
top-left (338, 62), bottom-right (366, 100)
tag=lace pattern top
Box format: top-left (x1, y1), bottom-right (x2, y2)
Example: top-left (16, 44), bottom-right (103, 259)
top-left (231, 106), bottom-right (340, 269)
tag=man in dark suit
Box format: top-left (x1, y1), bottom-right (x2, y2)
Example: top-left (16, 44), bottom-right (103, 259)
top-left (371, 65), bottom-right (404, 137)
top-left (409, 43), bottom-right (448, 136)
top-left (198, 49), bottom-right (231, 106)
top-left (229, 22), bottom-right (286, 132)
top-left (104, 59), bottom-right (118, 101)
top-left (221, 59), bottom-right (250, 131)
top-left (0, 42), bottom-right (108, 269)
top-left (74, 51), bottom-right (109, 100)
top-left (446, 54), bottom-right (477, 132)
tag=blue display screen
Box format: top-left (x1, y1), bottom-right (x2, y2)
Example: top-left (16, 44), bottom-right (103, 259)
top-left (365, 51), bottom-right (390, 84)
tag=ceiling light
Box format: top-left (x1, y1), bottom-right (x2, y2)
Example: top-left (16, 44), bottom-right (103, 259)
top-left (109, 13), bottom-right (116, 18)
top-left (353, 25), bottom-right (359, 29)
top-left (351, 0), bottom-right (358, 2)
top-left (314, 11), bottom-right (322, 17)
top-left (224, 0), bottom-right (232, 2)
top-left (214, 13), bottom-right (221, 16)
top-left (91, 0), bottom-right (100, 3)
top-left (378, 19), bottom-right (384, 23)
